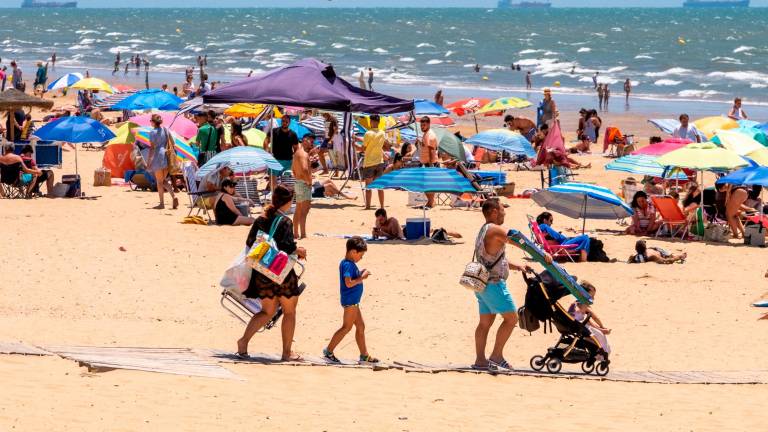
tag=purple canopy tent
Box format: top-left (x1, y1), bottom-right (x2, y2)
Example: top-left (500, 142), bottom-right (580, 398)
top-left (203, 58), bottom-right (415, 181)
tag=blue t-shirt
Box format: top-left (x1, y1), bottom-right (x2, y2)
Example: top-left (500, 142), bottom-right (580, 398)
top-left (339, 259), bottom-right (364, 306)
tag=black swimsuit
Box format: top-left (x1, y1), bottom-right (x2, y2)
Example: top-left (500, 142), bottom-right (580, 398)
top-left (214, 195), bottom-right (239, 225)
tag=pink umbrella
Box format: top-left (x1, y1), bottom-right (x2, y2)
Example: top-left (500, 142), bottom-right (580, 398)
top-left (632, 138), bottom-right (691, 156)
top-left (128, 112), bottom-right (198, 140)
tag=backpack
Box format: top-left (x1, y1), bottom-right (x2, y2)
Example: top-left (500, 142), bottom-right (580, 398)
top-left (517, 305), bottom-right (540, 333)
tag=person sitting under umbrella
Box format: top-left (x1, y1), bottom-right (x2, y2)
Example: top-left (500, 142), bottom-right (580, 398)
top-left (625, 191), bottom-right (661, 236)
top-left (536, 212), bottom-right (590, 262)
top-left (213, 179), bottom-right (255, 226)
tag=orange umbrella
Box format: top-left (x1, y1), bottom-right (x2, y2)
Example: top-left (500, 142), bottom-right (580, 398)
top-left (445, 97), bottom-right (491, 117)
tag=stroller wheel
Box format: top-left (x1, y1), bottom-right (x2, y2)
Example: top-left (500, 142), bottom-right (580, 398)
top-left (595, 362), bottom-right (610, 376)
top-left (530, 355), bottom-right (546, 371)
top-left (545, 358), bottom-right (562, 374)
top-left (581, 361), bottom-right (595, 375)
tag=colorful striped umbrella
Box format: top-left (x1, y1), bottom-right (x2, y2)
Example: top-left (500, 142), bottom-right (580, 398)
top-left (605, 154), bottom-right (687, 179)
top-left (196, 146), bottom-right (283, 179)
top-left (367, 167), bottom-right (475, 194)
top-left (465, 128), bottom-right (536, 157)
top-left (132, 127), bottom-right (198, 162)
top-left (533, 182), bottom-right (633, 231)
top-left (476, 97), bottom-right (531, 114)
top-left (47, 73), bottom-right (83, 91)
top-left (445, 97), bottom-right (491, 117)
top-left (70, 77), bottom-right (114, 94)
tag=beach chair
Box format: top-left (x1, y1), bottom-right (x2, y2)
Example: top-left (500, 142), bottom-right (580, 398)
top-left (182, 162), bottom-right (217, 223)
top-left (220, 262), bottom-right (306, 330)
top-left (651, 196), bottom-right (691, 240)
top-left (540, 165), bottom-right (576, 188)
top-left (0, 162), bottom-right (32, 199)
top-left (235, 177), bottom-right (266, 207)
top-left (455, 162), bottom-right (498, 209)
top-left (527, 215), bottom-right (580, 262)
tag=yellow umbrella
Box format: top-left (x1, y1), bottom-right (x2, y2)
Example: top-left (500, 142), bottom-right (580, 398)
top-left (656, 142), bottom-right (747, 170)
top-left (476, 97), bottom-right (531, 115)
top-left (693, 116), bottom-right (738, 139)
top-left (357, 115), bottom-right (401, 143)
top-left (745, 147), bottom-right (768, 166)
top-left (107, 122), bottom-right (140, 145)
top-left (712, 129), bottom-right (764, 155)
top-left (69, 77), bottom-right (114, 93)
top-left (224, 103), bottom-right (282, 119)
top-left (222, 124), bottom-right (266, 147)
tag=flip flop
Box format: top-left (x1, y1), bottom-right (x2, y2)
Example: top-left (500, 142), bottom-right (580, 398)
top-left (233, 352), bottom-right (250, 360)
top-left (281, 353), bottom-right (304, 362)
top-left (488, 359), bottom-right (513, 371)
top-left (470, 364), bottom-right (489, 371)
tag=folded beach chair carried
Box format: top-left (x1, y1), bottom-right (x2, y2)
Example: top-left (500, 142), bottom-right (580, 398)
top-left (182, 162), bottom-right (216, 224)
top-left (651, 196), bottom-right (691, 240)
top-left (125, 169), bottom-right (157, 191)
top-left (527, 215), bottom-right (581, 262)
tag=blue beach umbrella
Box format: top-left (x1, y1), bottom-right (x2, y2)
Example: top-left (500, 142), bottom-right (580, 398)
top-left (33, 116), bottom-right (116, 176)
top-left (260, 118), bottom-right (312, 139)
top-left (412, 99), bottom-right (450, 116)
top-left (716, 165), bottom-right (768, 187)
top-left (605, 154), bottom-right (687, 179)
top-left (465, 128), bottom-right (536, 158)
top-left (196, 146), bottom-right (283, 180)
top-left (532, 182), bottom-right (634, 232)
top-left (47, 73), bottom-right (83, 91)
top-left (730, 126), bottom-right (768, 146)
top-left (368, 167), bottom-right (475, 194)
top-left (738, 119), bottom-right (760, 129)
top-left (111, 88), bottom-right (183, 111)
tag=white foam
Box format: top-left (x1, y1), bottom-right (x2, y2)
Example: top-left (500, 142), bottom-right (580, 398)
top-left (678, 89), bottom-right (723, 98)
top-left (226, 67), bottom-right (255, 75)
top-left (331, 43), bottom-right (347, 49)
top-left (416, 43), bottom-right (435, 48)
top-left (751, 84), bottom-right (768, 89)
top-left (76, 29), bottom-right (100, 35)
top-left (399, 57), bottom-right (415, 62)
top-left (654, 79), bottom-right (682, 86)
top-left (79, 38), bottom-right (95, 44)
top-left (426, 59), bottom-right (443, 65)
top-left (153, 63), bottom-right (187, 71)
top-left (519, 49), bottom-right (541, 55)
top-left (373, 48), bottom-right (388, 54)
top-left (105, 32), bottom-right (125, 37)
top-left (708, 70), bottom-right (768, 84)
top-left (292, 39), bottom-right (316, 47)
top-left (644, 67), bottom-right (692, 77)
top-left (445, 50), bottom-right (454, 57)
top-left (108, 45), bottom-right (133, 54)
top-left (577, 47), bottom-right (592, 53)
top-left (611, 27), bottom-right (623, 32)
top-left (733, 45), bottom-right (755, 54)
top-left (591, 33), bottom-right (607, 38)
top-left (460, 38), bottom-right (476, 44)
top-left (711, 56), bottom-right (743, 65)
top-left (68, 44), bottom-right (93, 51)
top-left (125, 39), bottom-right (147, 44)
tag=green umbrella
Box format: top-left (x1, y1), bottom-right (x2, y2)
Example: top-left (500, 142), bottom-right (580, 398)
top-left (432, 127), bottom-right (466, 162)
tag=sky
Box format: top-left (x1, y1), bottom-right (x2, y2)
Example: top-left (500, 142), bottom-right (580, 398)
top-left (7, 0), bottom-right (768, 7)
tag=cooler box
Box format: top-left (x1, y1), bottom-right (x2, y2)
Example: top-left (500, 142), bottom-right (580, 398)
top-left (405, 218), bottom-right (431, 240)
top-left (62, 174), bottom-right (81, 198)
top-left (470, 170), bottom-right (506, 186)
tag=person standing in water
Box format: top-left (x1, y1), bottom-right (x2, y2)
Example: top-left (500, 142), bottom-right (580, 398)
top-left (623, 79), bottom-right (632, 102)
top-left (728, 97), bottom-right (748, 121)
top-left (358, 70), bottom-right (366, 90)
top-left (367, 68), bottom-right (374, 91)
top-left (525, 71), bottom-right (532, 89)
top-left (51, 52), bottom-right (56, 70)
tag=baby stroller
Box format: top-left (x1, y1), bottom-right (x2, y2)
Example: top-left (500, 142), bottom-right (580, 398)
top-left (521, 270), bottom-right (610, 376)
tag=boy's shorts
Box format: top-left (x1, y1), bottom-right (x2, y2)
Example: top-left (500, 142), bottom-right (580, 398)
top-left (475, 280), bottom-right (516, 315)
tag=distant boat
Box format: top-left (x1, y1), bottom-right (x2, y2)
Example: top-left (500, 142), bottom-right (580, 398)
top-left (497, 1), bottom-right (552, 8)
top-left (20, 0), bottom-right (77, 7)
top-left (682, 0), bottom-right (749, 7)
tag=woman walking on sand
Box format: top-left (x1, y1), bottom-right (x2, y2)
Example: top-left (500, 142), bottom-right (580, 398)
top-left (146, 114), bottom-right (178, 210)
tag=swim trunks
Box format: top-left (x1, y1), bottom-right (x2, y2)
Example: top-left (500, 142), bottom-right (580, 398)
top-left (475, 280), bottom-right (516, 315)
top-left (294, 180), bottom-right (312, 202)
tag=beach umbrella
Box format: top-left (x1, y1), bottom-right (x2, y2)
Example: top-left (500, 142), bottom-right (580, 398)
top-left (693, 116), bottom-right (738, 139)
top-left (426, 115), bottom-right (456, 127)
top-left (224, 103), bottom-right (282, 119)
top-left (712, 130), bottom-right (764, 156)
top-left (111, 88), bottom-right (183, 111)
top-left (433, 127), bottom-right (466, 162)
top-left (445, 97), bottom-right (491, 117)
top-left (69, 77), bottom-right (114, 94)
top-left (113, 84), bottom-right (136, 93)
top-left (412, 99), bottom-right (450, 116)
top-left (647, 118), bottom-right (679, 135)
top-left (532, 182), bottom-right (634, 232)
top-left (730, 127), bottom-right (768, 146)
top-left (533, 183), bottom-right (633, 232)
top-left (631, 137), bottom-right (691, 156)
top-left (196, 146), bottom-right (283, 179)
top-left (605, 154), bottom-right (687, 179)
top-left (132, 127), bottom-right (199, 162)
top-left (47, 73), bottom-right (83, 91)
top-left (656, 142), bottom-right (748, 171)
top-left (716, 165), bottom-right (768, 188)
top-left (33, 116), bottom-right (116, 176)
top-left (738, 119), bottom-right (760, 129)
top-left (465, 128), bottom-right (536, 158)
top-left (107, 122), bottom-right (140, 145)
top-left (476, 97), bottom-right (531, 115)
top-left (128, 112), bottom-right (198, 140)
top-left (0, 88), bottom-right (54, 141)
top-left (222, 124), bottom-right (266, 148)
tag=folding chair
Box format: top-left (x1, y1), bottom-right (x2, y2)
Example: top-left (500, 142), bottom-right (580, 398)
top-left (527, 215), bottom-right (581, 262)
top-left (0, 163), bottom-right (32, 199)
top-left (182, 162), bottom-right (217, 223)
top-left (651, 196), bottom-right (691, 240)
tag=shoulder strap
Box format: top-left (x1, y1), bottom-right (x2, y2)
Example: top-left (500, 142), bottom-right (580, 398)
top-left (267, 215), bottom-right (283, 240)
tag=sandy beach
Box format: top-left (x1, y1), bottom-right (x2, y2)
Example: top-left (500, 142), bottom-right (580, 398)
top-left (1, 76), bottom-right (768, 432)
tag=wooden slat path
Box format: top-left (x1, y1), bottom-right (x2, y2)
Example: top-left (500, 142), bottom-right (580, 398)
top-left (45, 346), bottom-right (242, 381)
top-left (199, 349), bottom-right (395, 371)
top-left (0, 342), bottom-right (52, 356)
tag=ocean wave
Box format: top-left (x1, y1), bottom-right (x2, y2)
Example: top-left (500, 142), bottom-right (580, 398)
top-left (399, 57), bottom-right (415, 62)
top-left (153, 63), bottom-right (187, 71)
top-left (445, 51), bottom-right (454, 57)
top-left (105, 32), bottom-right (125, 37)
top-left (678, 89), bottom-right (723, 98)
top-left (292, 39), bottom-right (316, 47)
top-left (252, 49), bottom-right (269, 56)
top-left (577, 47), bottom-right (591, 53)
top-left (733, 45), bottom-right (756, 54)
top-left (711, 56), bottom-right (743, 65)
top-left (460, 38), bottom-right (476, 44)
top-left (75, 29), bottom-right (100, 35)
top-left (645, 67), bottom-right (692, 77)
top-left (611, 27), bottom-right (622, 32)
top-left (68, 44), bottom-right (94, 51)
top-left (373, 48), bottom-right (388, 54)
top-left (426, 59), bottom-right (443, 65)
top-left (654, 79), bottom-right (682, 86)
top-left (331, 43), bottom-right (347, 49)
top-left (416, 43), bottom-right (435, 48)
top-left (519, 49), bottom-right (541, 55)
top-left (79, 38), bottom-right (95, 45)
top-left (708, 70), bottom-right (768, 84)
top-left (226, 67), bottom-right (255, 75)
top-left (184, 44), bottom-right (204, 52)
top-left (751, 84), bottom-right (768, 89)
top-left (604, 66), bottom-right (627, 73)
top-left (125, 39), bottom-right (148, 44)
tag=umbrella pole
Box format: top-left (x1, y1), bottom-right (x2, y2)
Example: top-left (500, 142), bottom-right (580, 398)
top-left (473, 115), bottom-right (478, 133)
top-left (582, 194), bottom-right (587, 234)
top-left (9, 110), bottom-right (14, 142)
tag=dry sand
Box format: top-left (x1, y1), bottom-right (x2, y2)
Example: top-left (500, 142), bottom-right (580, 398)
top-left (1, 94), bottom-right (767, 431)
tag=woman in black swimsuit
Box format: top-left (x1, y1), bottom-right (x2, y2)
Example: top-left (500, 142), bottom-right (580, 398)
top-left (214, 179), bottom-right (254, 226)
top-left (237, 185), bottom-right (307, 361)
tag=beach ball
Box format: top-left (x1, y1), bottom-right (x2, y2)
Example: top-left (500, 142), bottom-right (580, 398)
top-left (678, 37), bottom-right (686, 45)
top-left (554, 81), bottom-right (561, 87)
top-left (176, 28), bottom-right (182, 33)
top-left (482, 76), bottom-right (489, 81)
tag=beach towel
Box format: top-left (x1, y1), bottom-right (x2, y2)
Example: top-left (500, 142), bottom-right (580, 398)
top-left (603, 127), bottom-right (624, 153)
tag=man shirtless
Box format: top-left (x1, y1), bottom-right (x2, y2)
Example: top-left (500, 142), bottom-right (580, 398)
top-left (292, 134), bottom-right (313, 239)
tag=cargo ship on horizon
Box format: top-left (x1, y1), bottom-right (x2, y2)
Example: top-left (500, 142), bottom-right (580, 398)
top-left (21, 0), bottom-right (77, 7)
top-left (682, 0), bottom-right (749, 7)
top-left (497, 1), bottom-right (552, 8)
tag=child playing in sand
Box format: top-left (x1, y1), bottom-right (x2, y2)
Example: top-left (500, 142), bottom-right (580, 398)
top-left (628, 240), bottom-right (686, 264)
top-left (323, 237), bottom-right (379, 364)
top-left (568, 281), bottom-right (611, 360)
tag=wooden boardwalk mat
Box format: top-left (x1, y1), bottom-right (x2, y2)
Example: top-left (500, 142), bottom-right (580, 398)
top-left (199, 349), bottom-right (395, 371)
top-left (45, 346), bottom-right (242, 381)
top-left (0, 342), bottom-right (52, 356)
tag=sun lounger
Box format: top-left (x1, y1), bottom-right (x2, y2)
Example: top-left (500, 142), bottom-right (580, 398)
top-left (651, 196), bottom-right (691, 240)
top-left (527, 215), bottom-right (581, 262)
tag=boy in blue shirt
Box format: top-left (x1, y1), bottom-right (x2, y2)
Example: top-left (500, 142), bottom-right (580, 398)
top-left (323, 236), bottom-right (379, 364)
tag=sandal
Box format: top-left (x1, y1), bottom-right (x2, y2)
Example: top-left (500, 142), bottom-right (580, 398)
top-left (470, 363), bottom-right (489, 371)
top-left (234, 352), bottom-right (250, 360)
top-left (488, 358), bottom-right (513, 371)
top-left (281, 352), bottom-right (303, 362)
top-left (323, 348), bottom-right (341, 364)
top-left (359, 354), bottom-right (379, 364)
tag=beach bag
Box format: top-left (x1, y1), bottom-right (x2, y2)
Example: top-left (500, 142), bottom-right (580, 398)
top-left (517, 305), bottom-right (540, 333)
top-left (164, 127), bottom-right (181, 174)
top-left (704, 224), bottom-right (729, 243)
top-left (460, 224), bottom-right (504, 293)
top-left (248, 216), bottom-right (297, 285)
top-left (220, 246), bottom-right (252, 293)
